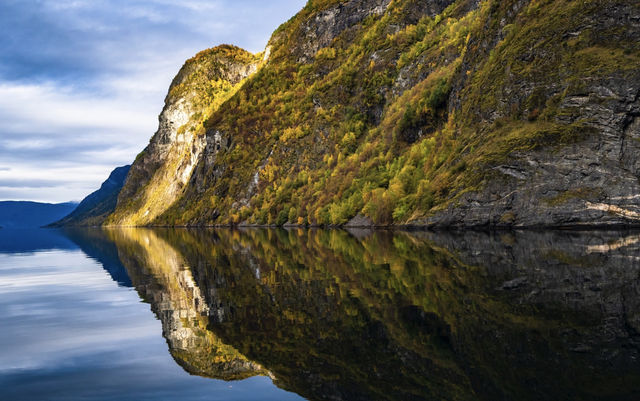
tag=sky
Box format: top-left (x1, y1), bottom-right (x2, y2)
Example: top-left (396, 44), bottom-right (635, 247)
top-left (0, 0), bottom-right (304, 203)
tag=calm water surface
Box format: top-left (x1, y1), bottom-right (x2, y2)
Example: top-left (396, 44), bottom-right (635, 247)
top-left (1, 227), bottom-right (640, 400)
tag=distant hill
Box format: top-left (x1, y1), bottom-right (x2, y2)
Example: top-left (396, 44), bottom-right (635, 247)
top-left (49, 165), bottom-right (130, 227)
top-left (0, 201), bottom-right (78, 228)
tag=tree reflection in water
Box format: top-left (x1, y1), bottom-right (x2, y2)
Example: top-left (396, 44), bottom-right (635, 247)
top-left (94, 227), bottom-right (640, 401)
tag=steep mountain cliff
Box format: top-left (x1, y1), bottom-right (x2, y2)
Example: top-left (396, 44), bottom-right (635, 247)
top-left (111, 0), bottom-right (640, 227)
top-left (108, 46), bottom-right (263, 226)
top-left (50, 165), bottom-right (130, 227)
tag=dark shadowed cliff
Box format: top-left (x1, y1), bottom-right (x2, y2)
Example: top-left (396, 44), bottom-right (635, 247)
top-left (50, 165), bottom-right (130, 227)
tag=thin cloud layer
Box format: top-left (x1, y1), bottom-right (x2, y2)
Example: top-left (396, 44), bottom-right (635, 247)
top-left (0, 0), bottom-right (304, 202)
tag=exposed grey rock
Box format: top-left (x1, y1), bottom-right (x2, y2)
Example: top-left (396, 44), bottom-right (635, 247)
top-left (421, 2), bottom-right (640, 228)
top-left (345, 214), bottom-right (374, 227)
top-left (500, 276), bottom-right (527, 290)
top-left (296, 0), bottom-right (394, 63)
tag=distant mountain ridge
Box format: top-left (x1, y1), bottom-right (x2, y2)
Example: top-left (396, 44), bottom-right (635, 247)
top-left (49, 165), bottom-right (130, 227)
top-left (0, 201), bottom-right (78, 228)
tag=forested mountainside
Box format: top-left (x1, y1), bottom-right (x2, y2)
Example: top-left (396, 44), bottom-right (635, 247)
top-left (50, 165), bottom-right (130, 227)
top-left (108, 0), bottom-right (640, 228)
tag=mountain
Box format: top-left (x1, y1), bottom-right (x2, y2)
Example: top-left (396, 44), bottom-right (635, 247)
top-left (0, 201), bottom-right (77, 228)
top-left (108, 0), bottom-right (640, 228)
top-left (108, 46), bottom-right (262, 226)
top-left (50, 165), bottom-right (130, 227)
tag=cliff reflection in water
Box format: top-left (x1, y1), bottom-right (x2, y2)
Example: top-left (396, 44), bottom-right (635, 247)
top-left (99, 228), bottom-right (640, 401)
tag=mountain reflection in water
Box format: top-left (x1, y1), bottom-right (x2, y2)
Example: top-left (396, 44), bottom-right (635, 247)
top-left (66, 227), bottom-right (639, 401)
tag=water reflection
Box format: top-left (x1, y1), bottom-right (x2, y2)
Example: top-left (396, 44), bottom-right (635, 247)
top-left (0, 228), bottom-right (301, 401)
top-left (62, 228), bottom-right (132, 287)
top-left (0, 227), bottom-right (76, 254)
top-left (98, 228), bottom-right (640, 401)
top-left (105, 228), bottom-right (265, 380)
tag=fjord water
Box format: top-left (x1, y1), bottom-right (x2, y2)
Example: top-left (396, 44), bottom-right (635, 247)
top-left (0, 228), bottom-right (302, 401)
top-left (1, 228), bottom-right (640, 400)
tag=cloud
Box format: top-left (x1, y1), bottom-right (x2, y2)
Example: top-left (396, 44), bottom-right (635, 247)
top-left (0, 0), bottom-right (304, 82)
top-left (0, 179), bottom-right (66, 189)
top-left (0, 81), bottom-right (157, 202)
top-left (0, 0), bottom-right (304, 202)
top-left (0, 82), bottom-right (156, 135)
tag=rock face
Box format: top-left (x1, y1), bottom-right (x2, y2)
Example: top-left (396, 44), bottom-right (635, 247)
top-left (50, 165), bottom-right (130, 227)
top-left (109, 0), bottom-right (640, 228)
top-left (108, 46), bottom-right (261, 226)
top-left (295, 0), bottom-right (393, 63)
top-left (420, 1), bottom-right (640, 227)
